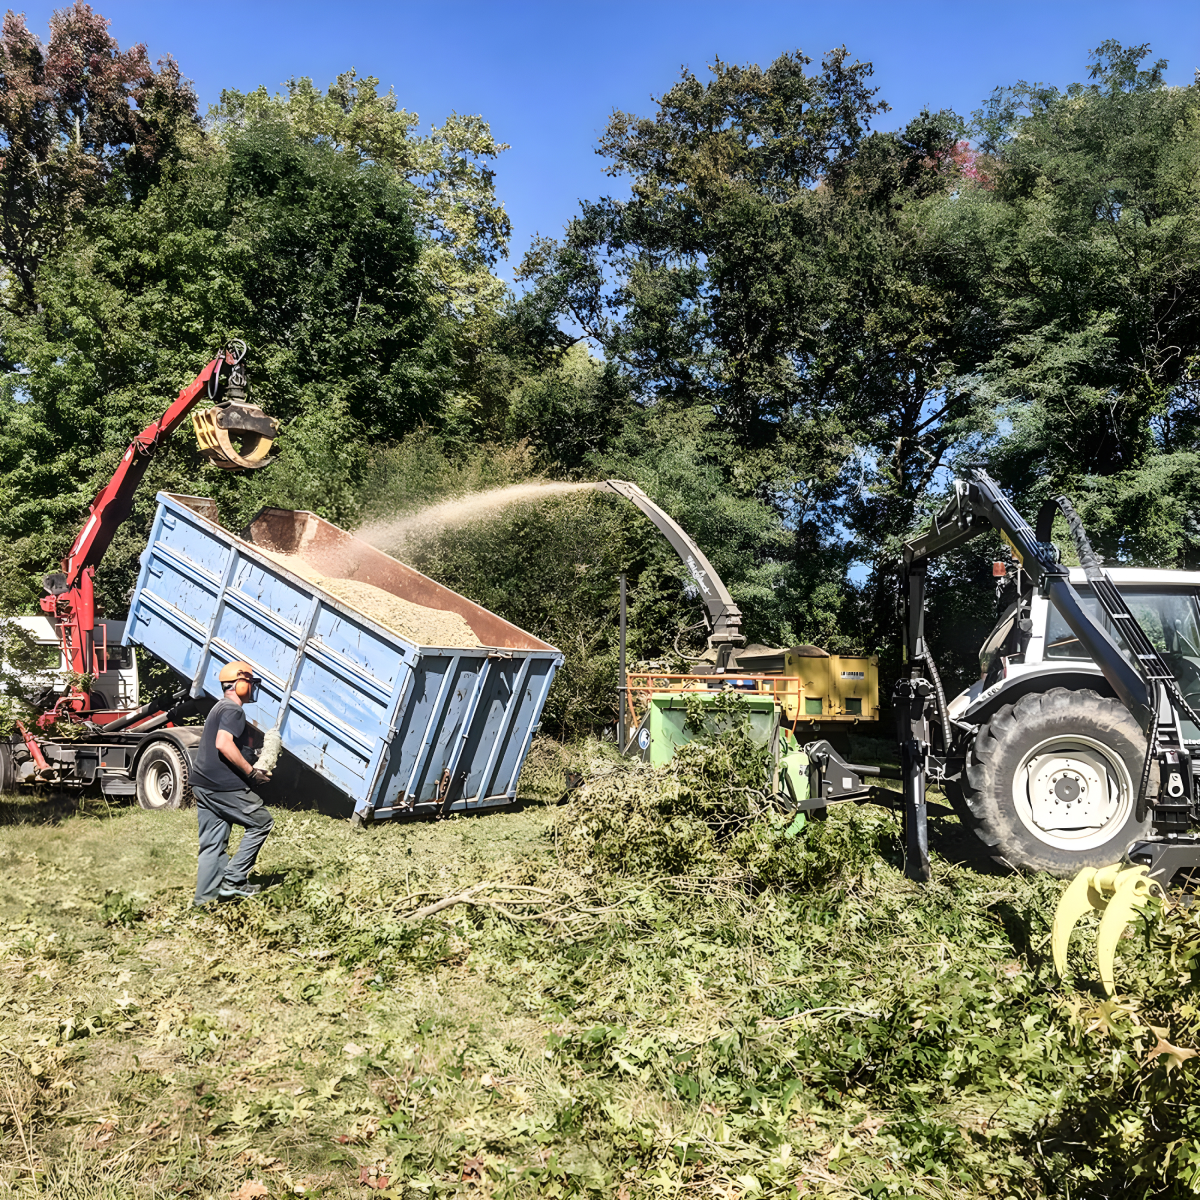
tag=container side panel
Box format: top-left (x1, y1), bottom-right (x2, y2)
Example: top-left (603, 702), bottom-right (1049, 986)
top-left (141, 556), bottom-right (220, 630)
top-left (314, 605), bottom-right (410, 687)
top-left (231, 558), bottom-right (312, 630)
top-left (212, 603), bottom-right (299, 686)
top-left (292, 651), bottom-right (401, 744)
top-left (155, 508), bottom-right (229, 577)
top-left (491, 658), bottom-right (559, 796)
top-left (278, 705), bottom-right (371, 795)
top-left (128, 599), bottom-right (206, 683)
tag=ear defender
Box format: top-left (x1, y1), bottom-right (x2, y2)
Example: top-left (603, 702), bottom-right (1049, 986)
top-left (218, 660), bottom-right (256, 697)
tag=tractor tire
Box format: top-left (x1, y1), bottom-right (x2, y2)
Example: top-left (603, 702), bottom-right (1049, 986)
top-left (135, 741), bottom-right (192, 811)
top-left (958, 687), bottom-right (1153, 875)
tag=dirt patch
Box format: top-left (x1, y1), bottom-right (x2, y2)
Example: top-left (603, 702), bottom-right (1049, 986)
top-left (256, 550), bottom-right (481, 648)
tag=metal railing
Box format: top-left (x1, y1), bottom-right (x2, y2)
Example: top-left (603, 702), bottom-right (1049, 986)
top-left (624, 671), bottom-right (873, 727)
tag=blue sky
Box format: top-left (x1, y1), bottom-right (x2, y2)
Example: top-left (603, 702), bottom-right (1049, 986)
top-left (15, 1), bottom-right (1200, 282)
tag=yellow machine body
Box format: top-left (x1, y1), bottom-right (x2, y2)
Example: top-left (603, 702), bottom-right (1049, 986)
top-left (766, 651), bottom-right (880, 723)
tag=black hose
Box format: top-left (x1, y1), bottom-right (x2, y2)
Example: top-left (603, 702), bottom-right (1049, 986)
top-left (103, 687), bottom-right (186, 732)
top-left (1056, 496), bottom-right (1103, 579)
top-left (922, 645), bottom-right (952, 755)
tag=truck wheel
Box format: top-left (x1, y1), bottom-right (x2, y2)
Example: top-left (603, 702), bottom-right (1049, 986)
top-left (136, 742), bottom-right (192, 811)
top-left (960, 687), bottom-right (1153, 874)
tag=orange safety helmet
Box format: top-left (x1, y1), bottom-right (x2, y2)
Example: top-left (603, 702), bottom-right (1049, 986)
top-left (218, 660), bottom-right (257, 699)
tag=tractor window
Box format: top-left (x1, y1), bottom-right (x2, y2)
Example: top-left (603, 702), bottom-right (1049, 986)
top-left (1045, 587), bottom-right (1200, 664)
top-left (979, 605), bottom-right (1018, 680)
top-left (1122, 590), bottom-right (1200, 659)
top-left (1044, 592), bottom-right (1108, 659)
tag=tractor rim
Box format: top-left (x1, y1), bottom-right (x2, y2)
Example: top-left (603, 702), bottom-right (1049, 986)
top-left (1012, 733), bottom-right (1134, 851)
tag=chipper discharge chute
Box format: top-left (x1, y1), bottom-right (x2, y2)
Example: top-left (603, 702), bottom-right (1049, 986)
top-left (590, 480), bottom-right (879, 767)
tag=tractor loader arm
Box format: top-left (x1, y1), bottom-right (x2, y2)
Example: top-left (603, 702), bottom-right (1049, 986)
top-left (592, 480), bottom-right (744, 660)
top-left (896, 468), bottom-right (1171, 883)
top-left (901, 472), bottom-right (1154, 731)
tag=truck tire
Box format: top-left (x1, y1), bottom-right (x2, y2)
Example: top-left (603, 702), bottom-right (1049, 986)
top-left (0, 742), bottom-right (14, 794)
top-left (959, 687), bottom-right (1153, 874)
top-left (136, 742), bottom-right (192, 811)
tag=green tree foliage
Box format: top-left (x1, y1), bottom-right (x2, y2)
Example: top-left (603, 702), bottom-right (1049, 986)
top-left (210, 71), bottom-right (515, 438)
top-left (0, 106), bottom-right (447, 613)
top-left (0, 2), bottom-right (198, 314)
top-left (517, 50), bottom-right (995, 664)
top-left (932, 42), bottom-right (1200, 543)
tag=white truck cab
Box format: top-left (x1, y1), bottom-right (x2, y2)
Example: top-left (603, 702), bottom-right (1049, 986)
top-left (1, 615), bottom-right (140, 711)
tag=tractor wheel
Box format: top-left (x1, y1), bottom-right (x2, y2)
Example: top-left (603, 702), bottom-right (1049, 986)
top-left (135, 742), bottom-right (192, 811)
top-left (958, 687), bottom-right (1153, 875)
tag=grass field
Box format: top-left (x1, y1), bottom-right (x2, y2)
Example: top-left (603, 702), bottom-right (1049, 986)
top-left (0, 739), bottom-right (1193, 1200)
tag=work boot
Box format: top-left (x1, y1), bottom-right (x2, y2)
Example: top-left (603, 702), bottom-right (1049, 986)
top-left (217, 881), bottom-right (262, 901)
top-left (350, 811), bottom-right (369, 832)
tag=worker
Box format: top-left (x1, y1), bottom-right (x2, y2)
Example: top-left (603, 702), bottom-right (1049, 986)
top-left (191, 661), bottom-right (274, 904)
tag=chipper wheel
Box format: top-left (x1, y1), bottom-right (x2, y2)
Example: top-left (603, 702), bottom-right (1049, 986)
top-left (192, 402), bottom-right (279, 470)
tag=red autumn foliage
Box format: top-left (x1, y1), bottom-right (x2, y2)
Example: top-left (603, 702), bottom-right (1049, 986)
top-left (0, 1), bottom-right (198, 309)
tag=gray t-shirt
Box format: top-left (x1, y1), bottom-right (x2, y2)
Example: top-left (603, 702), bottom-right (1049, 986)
top-left (192, 698), bottom-right (249, 791)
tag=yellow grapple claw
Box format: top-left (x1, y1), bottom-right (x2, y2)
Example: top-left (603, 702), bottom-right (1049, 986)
top-left (1052, 867), bottom-right (1107, 978)
top-left (1052, 863), bottom-right (1166, 995)
top-left (1095, 869), bottom-right (1165, 996)
top-left (192, 402), bottom-right (278, 471)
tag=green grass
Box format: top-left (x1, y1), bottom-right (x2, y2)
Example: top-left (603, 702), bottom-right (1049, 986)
top-left (0, 743), bottom-right (1193, 1199)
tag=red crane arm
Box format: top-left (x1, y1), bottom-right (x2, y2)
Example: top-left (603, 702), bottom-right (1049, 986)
top-left (37, 346), bottom-right (250, 715)
top-left (60, 355), bottom-right (224, 588)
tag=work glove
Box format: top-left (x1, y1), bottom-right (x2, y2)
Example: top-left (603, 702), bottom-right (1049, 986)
top-left (249, 768), bottom-right (272, 786)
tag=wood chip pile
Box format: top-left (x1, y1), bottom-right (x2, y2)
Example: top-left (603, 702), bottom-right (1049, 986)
top-left (256, 550), bottom-right (482, 648)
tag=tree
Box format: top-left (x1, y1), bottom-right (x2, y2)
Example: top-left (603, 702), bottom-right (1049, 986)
top-left (962, 42), bottom-right (1200, 497)
top-left (517, 51), bottom-right (999, 656)
top-left (519, 49), bottom-right (888, 443)
top-left (0, 110), bottom-right (449, 615)
top-left (0, 2), bottom-right (198, 314)
top-left (210, 72), bottom-right (515, 437)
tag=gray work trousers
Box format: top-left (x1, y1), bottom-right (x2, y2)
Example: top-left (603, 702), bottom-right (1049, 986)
top-left (193, 784), bottom-right (274, 904)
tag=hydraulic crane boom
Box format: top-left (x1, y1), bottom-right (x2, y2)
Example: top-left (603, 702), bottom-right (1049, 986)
top-left (38, 342), bottom-right (277, 718)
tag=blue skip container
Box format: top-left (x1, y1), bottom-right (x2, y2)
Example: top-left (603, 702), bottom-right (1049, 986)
top-left (124, 493), bottom-right (563, 816)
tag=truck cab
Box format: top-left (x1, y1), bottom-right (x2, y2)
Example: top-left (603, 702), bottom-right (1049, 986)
top-left (1, 614), bottom-right (140, 712)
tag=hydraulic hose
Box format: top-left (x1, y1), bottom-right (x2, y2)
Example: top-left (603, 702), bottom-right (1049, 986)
top-left (103, 687), bottom-right (186, 732)
top-left (1054, 496), bottom-right (1104, 581)
top-left (1034, 495), bottom-right (1103, 580)
top-left (921, 644), bottom-right (952, 755)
